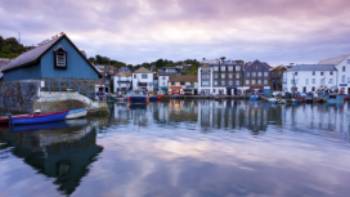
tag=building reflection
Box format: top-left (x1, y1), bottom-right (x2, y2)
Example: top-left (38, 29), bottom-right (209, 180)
top-left (0, 120), bottom-right (103, 196)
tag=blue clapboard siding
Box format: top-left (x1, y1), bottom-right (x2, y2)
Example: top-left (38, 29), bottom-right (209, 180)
top-left (2, 63), bottom-right (41, 81)
top-left (2, 37), bottom-right (99, 81)
top-left (40, 38), bottom-right (99, 80)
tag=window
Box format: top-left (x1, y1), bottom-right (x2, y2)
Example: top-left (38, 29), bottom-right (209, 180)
top-left (214, 81), bottom-right (218, 86)
top-left (257, 79), bottom-right (261, 84)
top-left (221, 81), bottom-right (226, 86)
top-left (264, 72), bottom-right (268, 77)
top-left (246, 73), bottom-right (251, 77)
top-left (320, 78), bottom-right (325, 85)
top-left (312, 87), bottom-right (316, 91)
top-left (236, 80), bottom-right (240, 86)
top-left (252, 72), bottom-right (256, 77)
top-left (246, 80), bottom-right (250, 85)
top-left (228, 81), bottom-right (233, 86)
top-left (220, 66), bottom-right (226, 71)
top-left (228, 66), bottom-right (233, 71)
top-left (320, 72), bottom-right (324, 76)
top-left (312, 71), bottom-right (316, 76)
top-left (330, 71), bottom-right (333, 75)
top-left (180, 82), bottom-right (185, 85)
top-left (294, 72), bottom-right (298, 76)
top-left (342, 75), bottom-right (346, 83)
top-left (54, 48), bottom-right (67, 68)
top-left (305, 79), bottom-right (309, 85)
top-left (252, 80), bottom-right (256, 85)
top-left (343, 66), bottom-right (346, 72)
top-left (329, 78), bottom-right (333, 84)
top-left (141, 74), bottom-right (148, 79)
top-left (221, 73), bottom-right (226, 78)
top-left (214, 73), bottom-right (219, 79)
top-left (214, 66), bottom-right (219, 71)
top-left (258, 72), bottom-right (262, 77)
top-left (236, 66), bottom-right (240, 71)
top-left (236, 73), bottom-right (240, 78)
top-left (228, 74), bottom-right (233, 79)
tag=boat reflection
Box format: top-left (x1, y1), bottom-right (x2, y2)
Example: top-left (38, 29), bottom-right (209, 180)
top-left (0, 119), bottom-right (103, 195)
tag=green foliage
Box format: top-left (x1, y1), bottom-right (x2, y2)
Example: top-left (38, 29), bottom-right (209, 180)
top-left (0, 35), bottom-right (31, 58)
top-left (88, 54), bottom-right (127, 69)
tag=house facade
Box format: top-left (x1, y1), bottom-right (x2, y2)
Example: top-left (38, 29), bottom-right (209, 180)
top-left (270, 65), bottom-right (287, 91)
top-left (283, 64), bottom-right (337, 93)
top-left (113, 72), bottom-right (132, 95)
top-left (0, 33), bottom-right (101, 99)
top-left (243, 60), bottom-right (271, 91)
top-left (197, 60), bottom-right (244, 95)
top-left (132, 67), bottom-right (154, 92)
top-left (0, 33), bottom-right (100, 81)
top-left (168, 75), bottom-right (197, 95)
top-left (319, 54), bottom-right (350, 94)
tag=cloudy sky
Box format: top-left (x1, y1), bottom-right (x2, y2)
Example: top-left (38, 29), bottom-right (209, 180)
top-left (1, 0), bottom-right (349, 65)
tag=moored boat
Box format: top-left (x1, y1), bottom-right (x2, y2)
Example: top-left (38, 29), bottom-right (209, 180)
top-left (128, 91), bottom-right (148, 104)
top-left (0, 116), bottom-right (9, 125)
top-left (10, 111), bottom-right (68, 125)
top-left (66, 108), bottom-right (87, 120)
top-left (249, 94), bottom-right (259, 101)
top-left (327, 94), bottom-right (344, 105)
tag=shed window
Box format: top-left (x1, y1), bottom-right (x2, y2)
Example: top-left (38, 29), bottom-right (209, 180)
top-left (54, 48), bottom-right (67, 68)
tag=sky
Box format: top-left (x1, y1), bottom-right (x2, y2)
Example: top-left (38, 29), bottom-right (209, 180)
top-left (0, 0), bottom-right (350, 66)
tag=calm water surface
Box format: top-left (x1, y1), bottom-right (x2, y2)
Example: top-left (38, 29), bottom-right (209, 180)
top-left (1, 100), bottom-right (350, 197)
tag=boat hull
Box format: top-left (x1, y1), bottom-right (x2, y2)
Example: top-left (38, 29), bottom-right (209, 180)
top-left (66, 108), bottom-right (87, 120)
top-left (10, 111), bottom-right (68, 125)
top-left (128, 96), bottom-right (147, 104)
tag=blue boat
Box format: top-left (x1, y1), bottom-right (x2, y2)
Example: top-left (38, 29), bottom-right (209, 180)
top-left (327, 94), bottom-right (344, 105)
top-left (10, 111), bottom-right (68, 125)
top-left (249, 94), bottom-right (260, 101)
top-left (148, 96), bottom-right (158, 102)
top-left (127, 91), bottom-right (148, 104)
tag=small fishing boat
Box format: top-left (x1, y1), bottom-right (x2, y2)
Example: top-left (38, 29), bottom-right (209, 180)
top-left (65, 108), bottom-right (87, 120)
top-left (0, 116), bottom-right (9, 126)
top-left (10, 111), bottom-right (68, 125)
top-left (249, 94), bottom-right (259, 101)
top-left (327, 94), bottom-right (344, 105)
top-left (128, 91), bottom-right (148, 104)
top-left (148, 95), bottom-right (158, 102)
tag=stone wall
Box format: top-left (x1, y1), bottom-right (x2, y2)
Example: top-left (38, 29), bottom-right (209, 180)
top-left (0, 79), bottom-right (101, 113)
top-left (0, 80), bottom-right (40, 112)
top-left (41, 79), bottom-right (99, 99)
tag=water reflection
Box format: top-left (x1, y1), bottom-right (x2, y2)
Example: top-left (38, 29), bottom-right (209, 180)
top-left (0, 101), bottom-right (350, 197)
top-left (0, 119), bottom-right (103, 196)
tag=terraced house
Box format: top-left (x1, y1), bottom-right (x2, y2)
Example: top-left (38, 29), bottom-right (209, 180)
top-left (198, 59), bottom-right (244, 95)
top-left (243, 60), bottom-right (271, 91)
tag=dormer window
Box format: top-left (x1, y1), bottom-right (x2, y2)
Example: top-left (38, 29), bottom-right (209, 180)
top-left (54, 48), bottom-right (67, 68)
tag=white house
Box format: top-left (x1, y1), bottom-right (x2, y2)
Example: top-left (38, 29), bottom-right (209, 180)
top-left (158, 74), bottom-right (170, 94)
top-left (132, 67), bottom-right (154, 92)
top-left (283, 64), bottom-right (337, 93)
top-left (113, 72), bottom-right (132, 95)
top-left (319, 54), bottom-right (350, 94)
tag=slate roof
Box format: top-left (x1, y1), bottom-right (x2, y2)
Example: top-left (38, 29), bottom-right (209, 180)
top-left (319, 53), bottom-right (350, 65)
top-left (134, 67), bottom-right (152, 73)
top-left (0, 58), bottom-right (10, 68)
top-left (287, 64), bottom-right (337, 72)
top-left (0, 33), bottom-right (101, 77)
top-left (244, 60), bottom-right (271, 71)
top-left (169, 75), bottom-right (197, 82)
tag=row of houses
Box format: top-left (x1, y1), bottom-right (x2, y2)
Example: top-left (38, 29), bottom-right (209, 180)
top-left (113, 67), bottom-right (198, 95)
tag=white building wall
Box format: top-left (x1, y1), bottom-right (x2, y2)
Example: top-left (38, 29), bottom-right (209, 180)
top-left (335, 58), bottom-right (350, 93)
top-left (113, 76), bottom-right (132, 93)
top-left (283, 70), bottom-right (337, 93)
top-left (132, 73), bottom-right (154, 92)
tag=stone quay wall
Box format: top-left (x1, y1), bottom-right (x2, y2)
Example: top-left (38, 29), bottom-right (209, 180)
top-left (0, 80), bottom-right (41, 112)
top-left (0, 79), bottom-right (100, 113)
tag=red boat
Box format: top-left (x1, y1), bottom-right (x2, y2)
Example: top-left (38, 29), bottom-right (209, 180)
top-left (0, 116), bottom-right (9, 125)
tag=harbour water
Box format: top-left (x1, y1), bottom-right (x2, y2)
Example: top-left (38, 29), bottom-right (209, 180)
top-left (1, 100), bottom-right (350, 197)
